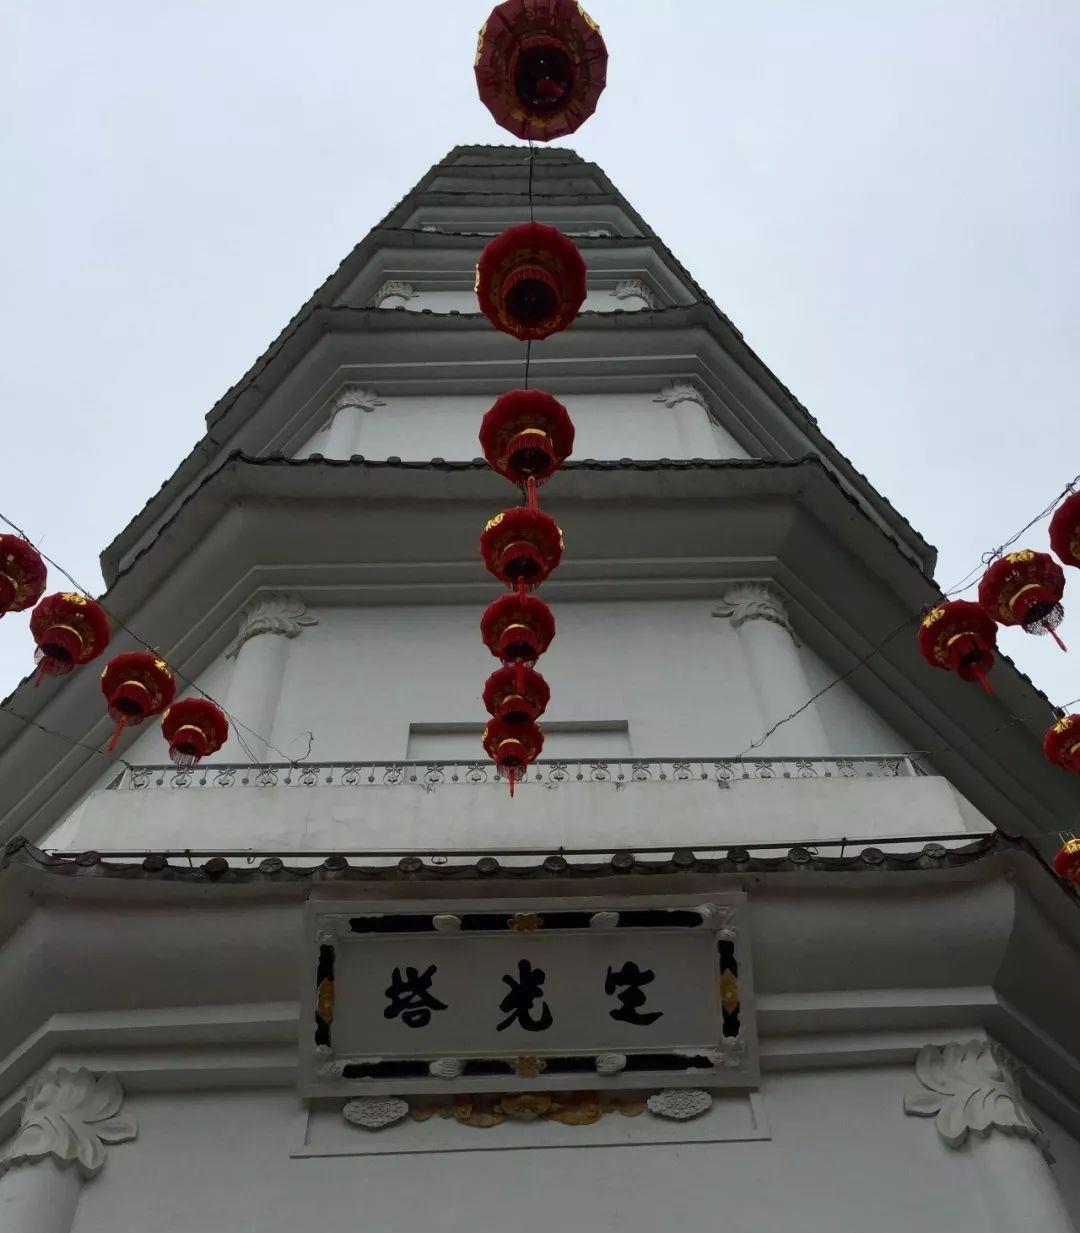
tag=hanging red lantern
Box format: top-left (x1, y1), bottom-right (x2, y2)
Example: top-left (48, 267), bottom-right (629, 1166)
top-left (479, 389), bottom-right (575, 486)
top-left (100, 651), bottom-right (175, 751)
top-left (476, 222), bottom-right (587, 341)
top-left (0, 535), bottom-right (47, 617)
top-left (481, 506), bottom-right (563, 588)
top-left (483, 664), bottom-right (550, 724)
top-left (918, 600), bottom-right (998, 694)
top-left (1044, 713), bottom-right (1080, 776)
top-left (29, 592), bottom-right (111, 682)
top-left (978, 550), bottom-right (1067, 651)
top-left (162, 697), bottom-right (229, 768)
top-left (474, 0), bottom-right (607, 142)
top-left (1049, 491), bottom-right (1080, 571)
top-left (1053, 837), bottom-right (1080, 880)
top-left (483, 715), bottom-right (544, 795)
top-left (481, 591), bottom-right (556, 664)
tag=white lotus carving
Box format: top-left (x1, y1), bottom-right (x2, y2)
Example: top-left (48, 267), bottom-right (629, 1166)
top-left (0, 1069), bottom-right (137, 1178)
top-left (903, 1041), bottom-right (1043, 1150)
top-left (343, 1096), bottom-right (409, 1131)
top-left (646, 1089), bottom-right (712, 1121)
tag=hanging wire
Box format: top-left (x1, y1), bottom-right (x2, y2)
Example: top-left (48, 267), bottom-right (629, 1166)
top-left (0, 510), bottom-right (303, 766)
top-left (737, 472), bottom-right (1080, 756)
top-left (0, 704), bottom-right (136, 771)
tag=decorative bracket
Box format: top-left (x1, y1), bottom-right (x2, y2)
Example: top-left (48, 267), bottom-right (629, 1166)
top-left (225, 593), bottom-right (318, 659)
top-left (612, 279), bottom-right (658, 308)
top-left (712, 583), bottom-right (799, 646)
top-left (0, 1069), bottom-right (137, 1178)
top-left (653, 379), bottom-right (710, 411)
top-left (369, 280), bottom-right (417, 307)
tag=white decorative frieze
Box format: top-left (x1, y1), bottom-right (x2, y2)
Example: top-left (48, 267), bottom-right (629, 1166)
top-left (903, 1041), bottom-right (1044, 1151)
top-left (369, 280), bottom-right (417, 307)
top-left (712, 583), bottom-right (799, 645)
top-left (653, 379), bottom-right (709, 410)
top-left (0, 1069), bottom-right (137, 1178)
top-left (612, 279), bottom-right (658, 308)
top-left (225, 593), bottom-right (318, 659)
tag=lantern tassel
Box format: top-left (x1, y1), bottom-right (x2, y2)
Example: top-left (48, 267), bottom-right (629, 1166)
top-left (107, 720), bottom-right (124, 752)
top-left (508, 767), bottom-right (517, 798)
top-left (526, 476), bottom-right (538, 512)
top-left (973, 664), bottom-right (994, 696)
top-left (516, 659), bottom-right (525, 694)
top-left (1046, 621), bottom-right (1067, 652)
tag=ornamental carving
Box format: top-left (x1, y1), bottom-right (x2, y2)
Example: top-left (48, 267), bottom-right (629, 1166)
top-left (903, 1040), bottom-right (1045, 1152)
top-left (612, 279), bottom-right (658, 308)
top-left (343, 1096), bottom-right (409, 1131)
top-left (0, 1069), bottom-right (137, 1178)
top-left (646, 1089), bottom-right (713, 1121)
top-left (225, 593), bottom-right (318, 659)
top-left (653, 380), bottom-right (709, 411)
top-left (712, 583), bottom-right (799, 645)
top-left (408, 1090), bottom-right (645, 1129)
top-left (369, 280), bottom-right (417, 307)
top-left (333, 385), bottom-right (386, 414)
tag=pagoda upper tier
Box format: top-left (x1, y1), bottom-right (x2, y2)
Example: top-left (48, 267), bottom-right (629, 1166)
top-left (99, 145), bottom-right (933, 587)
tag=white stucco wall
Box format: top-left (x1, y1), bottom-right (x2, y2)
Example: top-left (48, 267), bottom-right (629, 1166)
top-left (66, 1069), bottom-right (1078, 1233)
top-left (299, 392), bottom-right (748, 463)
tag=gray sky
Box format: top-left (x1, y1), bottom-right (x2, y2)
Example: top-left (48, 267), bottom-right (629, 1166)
top-left (2, 0), bottom-right (1078, 728)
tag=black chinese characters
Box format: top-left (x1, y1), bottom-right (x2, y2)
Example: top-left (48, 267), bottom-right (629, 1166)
top-left (606, 960), bottom-right (663, 1025)
top-left (384, 964), bottom-right (448, 1028)
top-left (497, 958), bottom-right (553, 1032)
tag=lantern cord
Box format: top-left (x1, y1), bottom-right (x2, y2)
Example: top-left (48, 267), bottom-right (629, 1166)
top-left (526, 139), bottom-right (535, 223)
top-left (0, 510), bottom-right (302, 768)
top-left (0, 703), bottom-right (136, 772)
top-left (524, 339), bottom-right (532, 390)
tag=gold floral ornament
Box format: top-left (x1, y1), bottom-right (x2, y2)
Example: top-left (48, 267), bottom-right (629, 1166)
top-left (409, 1091), bottom-right (643, 1130)
top-left (315, 977), bottom-right (334, 1023)
top-left (514, 1055), bottom-right (547, 1077)
top-left (508, 910), bottom-right (543, 932)
top-left (719, 969), bottom-right (740, 1015)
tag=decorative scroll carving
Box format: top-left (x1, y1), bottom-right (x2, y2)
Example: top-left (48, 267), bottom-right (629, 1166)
top-left (712, 583), bottom-right (799, 645)
top-left (334, 385), bottom-right (385, 414)
top-left (369, 280), bottom-right (417, 307)
top-left (903, 1041), bottom-right (1045, 1151)
top-left (0, 1069), bottom-right (137, 1178)
top-left (225, 593), bottom-right (318, 659)
top-left (589, 911), bottom-right (620, 930)
top-left (595, 1052), bottom-right (627, 1075)
top-left (429, 1058), bottom-right (464, 1080)
top-left (653, 380), bottom-right (709, 411)
top-left (612, 279), bottom-right (658, 308)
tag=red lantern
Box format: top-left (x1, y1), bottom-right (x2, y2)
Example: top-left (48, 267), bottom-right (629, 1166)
top-left (978, 550), bottom-right (1067, 651)
top-left (29, 592), bottom-right (111, 682)
top-left (483, 715), bottom-right (544, 794)
top-left (1044, 713), bottom-right (1080, 776)
top-left (1049, 490), bottom-right (1080, 571)
top-left (1052, 837), bottom-right (1080, 880)
top-left (0, 536), bottom-right (47, 616)
top-left (100, 651), bottom-right (175, 751)
top-left (483, 664), bottom-right (550, 724)
top-left (918, 600), bottom-right (998, 694)
top-left (481, 591), bottom-right (556, 664)
top-left (476, 222), bottom-right (587, 341)
top-left (474, 0), bottom-right (607, 142)
top-left (162, 697), bottom-right (229, 768)
top-left (481, 506), bottom-right (563, 588)
top-left (479, 389), bottom-right (575, 486)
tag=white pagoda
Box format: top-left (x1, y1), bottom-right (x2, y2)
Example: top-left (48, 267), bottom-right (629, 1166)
top-left (1, 145), bottom-right (1079, 1233)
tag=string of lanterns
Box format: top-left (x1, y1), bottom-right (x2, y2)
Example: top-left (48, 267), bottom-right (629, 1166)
top-left (1, 535), bottom-right (229, 767)
top-left (473, 0), bottom-right (607, 793)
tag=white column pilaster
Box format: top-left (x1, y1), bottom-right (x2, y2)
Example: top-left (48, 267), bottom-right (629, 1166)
top-left (321, 386), bottom-right (385, 459)
top-left (653, 380), bottom-right (743, 460)
top-left (713, 583), bottom-right (830, 756)
top-left (904, 1040), bottom-right (1073, 1233)
top-left (0, 1069), bottom-right (137, 1233)
top-left (224, 593), bottom-right (318, 762)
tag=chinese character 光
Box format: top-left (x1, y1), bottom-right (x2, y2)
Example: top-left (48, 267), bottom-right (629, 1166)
top-left (497, 958), bottom-right (553, 1033)
top-left (606, 960), bottom-right (663, 1025)
top-left (384, 964), bottom-right (448, 1028)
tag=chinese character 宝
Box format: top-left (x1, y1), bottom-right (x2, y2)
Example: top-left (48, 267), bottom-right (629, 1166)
top-left (497, 958), bottom-right (553, 1032)
top-left (384, 964), bottom-right (448, 1028)
top-left (606, 960), bottom-right (663, 1025)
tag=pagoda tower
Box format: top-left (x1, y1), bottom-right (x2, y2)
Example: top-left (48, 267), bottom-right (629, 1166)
top-left (0, 144), bottom-right (1079, 1232)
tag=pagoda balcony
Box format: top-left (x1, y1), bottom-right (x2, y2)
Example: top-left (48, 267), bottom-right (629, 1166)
top-left (47, 754), bottom-right (988, 858)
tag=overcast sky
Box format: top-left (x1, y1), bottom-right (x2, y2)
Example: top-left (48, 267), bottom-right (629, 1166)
top-left (2, 1), bottom-right (1078, 727)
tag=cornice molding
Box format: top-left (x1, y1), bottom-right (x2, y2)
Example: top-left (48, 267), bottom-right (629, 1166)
top-left (903, 1040), bottom-right (1046, 1153)
top-left (224, 593), bottom-right (318, 660)
top-left (0, 1069), bottom-right (136, 1178)
top-left (369, 280), bottom-right (417, 307)
top-left (712, 583), bottom-right (798, 645)
top-left (653, 379), bottom-right (709, 411)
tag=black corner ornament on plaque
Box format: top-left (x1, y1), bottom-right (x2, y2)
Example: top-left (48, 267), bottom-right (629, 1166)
top-left (301, 894), bottom-right (755, 1096)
